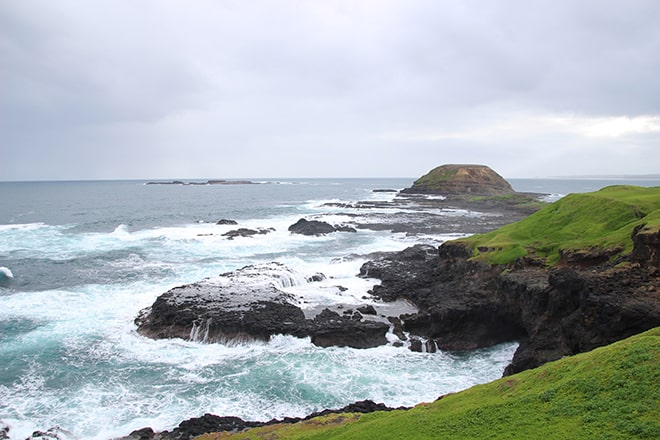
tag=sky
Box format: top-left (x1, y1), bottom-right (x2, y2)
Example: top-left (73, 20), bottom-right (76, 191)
top-left (1, 0), bottom-right (659, 180)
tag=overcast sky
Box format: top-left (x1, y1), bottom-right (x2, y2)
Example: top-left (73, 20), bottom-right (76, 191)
top-left (1, 0), bottom-right (659, 180)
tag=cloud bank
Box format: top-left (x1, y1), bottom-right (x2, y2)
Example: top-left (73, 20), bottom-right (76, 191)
top-left (1, 0), bottom-right (659, 180)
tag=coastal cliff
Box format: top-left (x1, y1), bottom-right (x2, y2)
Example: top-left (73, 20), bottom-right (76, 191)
top-left (362, 185), bottom-right (660, 374)
top-left (123, 169), bottom-right (659, 439)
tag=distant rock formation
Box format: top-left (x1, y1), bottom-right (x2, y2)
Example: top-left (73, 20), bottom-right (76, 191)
top-left (145, 180), bottom-right (256, 186)
top-left (221, 227), bottom-right (275, 240)
top-left (288, 219), bottom-right (357, 236)
top-left (216, 219), bottom-right (238, 225)
top-left (402, 164), bottom-right (515, 196)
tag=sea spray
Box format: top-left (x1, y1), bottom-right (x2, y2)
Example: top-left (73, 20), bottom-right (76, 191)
top-left (0, 178), bottom-right (530, 439)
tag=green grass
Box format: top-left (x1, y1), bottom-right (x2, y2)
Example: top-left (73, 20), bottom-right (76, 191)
top-left (414, 166), bottom-right (458, 185)
top-left (198, 328), bottom-right (660, 439)
top-left (458, 185), bottom-right (660, 265)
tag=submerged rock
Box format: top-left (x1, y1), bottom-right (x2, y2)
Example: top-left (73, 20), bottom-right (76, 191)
top-left (221, 227), bottom-right (274, 240)
top-left (26, 426), bottom-right (75, 440)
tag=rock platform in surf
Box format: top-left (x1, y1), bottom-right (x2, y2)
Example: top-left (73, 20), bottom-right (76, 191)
top-left (135, 263), bottom-right (391, 349)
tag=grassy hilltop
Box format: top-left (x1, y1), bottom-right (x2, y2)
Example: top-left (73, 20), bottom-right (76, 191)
top-left (458, 185), bottom-right (660, 265)
top-left (199, 328), bottom-right (660, 439)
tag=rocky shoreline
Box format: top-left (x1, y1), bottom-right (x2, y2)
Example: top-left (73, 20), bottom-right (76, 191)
top-left (360, 235), bottom-right (659, 374)
top-left (120, 167), bottom-right (659, 439)
top-left (118, 400), bottom-right (404, 440)
top-left (12, 166), bottom-right (656, 440)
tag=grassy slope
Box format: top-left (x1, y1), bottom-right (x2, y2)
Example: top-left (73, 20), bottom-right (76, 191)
top-left (413, 165), bottom-right (460, 186)
top-left (199, 328), bottom-right (660, 439)
top-left (458, 185), bottom-right (660, 265)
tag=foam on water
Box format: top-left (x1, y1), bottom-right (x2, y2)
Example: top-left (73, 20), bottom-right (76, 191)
top-left (0, 179), bottom-right (525, 439)
top-left (0, 266), bottom-right (13, 279)
top-left (0, 254), bottom-right (517, 439)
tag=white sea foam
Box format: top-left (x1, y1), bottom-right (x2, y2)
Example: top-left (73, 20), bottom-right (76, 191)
top-left (0, 222), bottom-right (48, 231)
top-left (542, 193), bottom-right (565, 202)
top-left (0, 266), bottom-right (13, 279)
top-left (0, 179), bottom-right (524, 440)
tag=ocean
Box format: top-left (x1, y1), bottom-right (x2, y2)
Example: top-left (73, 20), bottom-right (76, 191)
top-left (1, 177), bottom-right (658, 439)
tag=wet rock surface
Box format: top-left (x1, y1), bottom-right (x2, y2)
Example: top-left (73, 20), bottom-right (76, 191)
top-left (216, 219), bottom-right (238, 225)
top-left (360, 239), bottom-right (660, 375)
top-left (221, 227), bottom-right (275, 240)
top-left (135, 263), bottom-right (390, 349)
top-left (118, 400), bottom-right (403, 440)
top-left (288, 218), bottom-right (357, 235)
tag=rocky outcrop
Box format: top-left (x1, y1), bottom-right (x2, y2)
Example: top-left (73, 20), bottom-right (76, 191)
top-left (360, 240), bottom-right (660, 374)
top-left (402, 164), bottom-right (515, 196)
top-left (309, 309), bottom-right (389, 348)
top-left (221, 227), bottom-right (274, 240)
top-left (145, 180), bottom-right (256, 186)
top-left (135, 263), bottom-right (388, 349)
top-left (120, 400), bottom-right (402, 440)
top-left (288, 219), bottom-right (357, 236)
top-left (0, 420), bottom-right (9, 440)
top-left (631, 223), bottom-right (660, 266)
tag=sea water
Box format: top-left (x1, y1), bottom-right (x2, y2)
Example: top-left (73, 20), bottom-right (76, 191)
top-left (1, 177), bottom-right (657, 439)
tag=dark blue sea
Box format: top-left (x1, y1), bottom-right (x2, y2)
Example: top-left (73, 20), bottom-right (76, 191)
top-left (1, 177), bottom-right (658, 438)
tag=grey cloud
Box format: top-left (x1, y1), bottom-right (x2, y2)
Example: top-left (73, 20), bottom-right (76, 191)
top-left (1, 0), bottom-right (659, 180)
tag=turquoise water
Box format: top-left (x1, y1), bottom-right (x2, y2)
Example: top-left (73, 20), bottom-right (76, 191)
top-left (1, 177), bottom-right (657, 438)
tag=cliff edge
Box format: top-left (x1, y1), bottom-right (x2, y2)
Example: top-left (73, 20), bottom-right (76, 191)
top-left (361, 185), bottom-right (660, 374)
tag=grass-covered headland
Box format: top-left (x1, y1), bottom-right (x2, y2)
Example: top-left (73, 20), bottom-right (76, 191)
top-left (458, 185), bottom-right (660, 265)
top-left (199, 328), bottom-right (660, 439)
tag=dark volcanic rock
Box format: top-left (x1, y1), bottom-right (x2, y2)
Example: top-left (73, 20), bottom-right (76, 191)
top-left (288, 219), bottom-right (336, 235)
top-left (170, 414), bottom-right (262, 438)
top-left (216, 219), bottom-right (238, 225)
top-left (357, 305), bottom-right (377, 315)
top-left (288, 219), bottom-right (356, 236)
top-left (221, 227), bottom-right (274, 240)
top-left (309, 309), bottom-right (389, 348)
top-left (136, 263), bottom-right (312, 343)
top-left (136, 263), bottom-right (389, 349)
top-left (123, 400), bottom-right (403, 440)
top-left (124, 427), bottom-right (155, 440)
top-left (207, 180), bottom-right (255, 185)
top-left (360, 240), bottom-right (660, 374)
top-left (26, 427), bottom-right (75, 440)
